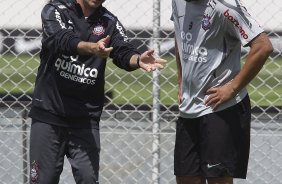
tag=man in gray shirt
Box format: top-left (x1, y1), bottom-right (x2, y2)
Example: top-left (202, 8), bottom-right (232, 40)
top-left (171, 0), bottom-right (273, 183)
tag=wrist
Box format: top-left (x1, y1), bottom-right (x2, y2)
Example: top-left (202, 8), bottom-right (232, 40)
top-left (77, 41), bottom-right (94, 55)
top-left (228, 80), bottom-right (239, 96)
top-left (137, 55), bottom-right (141, 68)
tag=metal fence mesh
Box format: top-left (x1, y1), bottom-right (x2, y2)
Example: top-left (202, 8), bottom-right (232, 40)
top-left (0, 0), bottom-right (282, 183)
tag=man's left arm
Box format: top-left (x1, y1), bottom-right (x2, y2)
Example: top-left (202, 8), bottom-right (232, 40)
top-left (109, 20), bottom-right (166, 72)
top-left (205, 33), bottom-right (273, 110)
top-left (228, 33), bottom-right (273, 95)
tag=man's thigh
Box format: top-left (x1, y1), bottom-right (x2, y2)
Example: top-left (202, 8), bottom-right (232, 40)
top-left (174, 96), bottom-right (251, 179)
top-left (67, 128), bottom-right (101, 184)
top-left (30, 120), bottom-right (67, 184)
top-left (174, 117), bottom-right (201, 176)
top-left (200, 96), bottom-right (251, 178)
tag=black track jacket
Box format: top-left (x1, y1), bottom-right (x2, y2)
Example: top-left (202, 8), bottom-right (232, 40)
top-left (29, 0), bottom-right (140, 128)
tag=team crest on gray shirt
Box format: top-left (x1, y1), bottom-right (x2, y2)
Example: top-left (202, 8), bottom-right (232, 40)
top-left (202, 14), bottom-right (211, 30)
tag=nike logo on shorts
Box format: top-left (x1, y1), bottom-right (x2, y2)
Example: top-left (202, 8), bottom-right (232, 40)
top-left (207, 163), bottom-right (221, 168)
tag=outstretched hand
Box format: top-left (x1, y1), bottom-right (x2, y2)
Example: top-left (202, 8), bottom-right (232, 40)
top-left (139, 49), bottom-right (167, 72)
top-left (77, 35), bottom-right (113, 57)
top-left (94, 35), bottom-right (113, 58)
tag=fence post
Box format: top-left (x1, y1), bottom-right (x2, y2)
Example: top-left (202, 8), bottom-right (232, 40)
top-left (22, 108), bottom-right (28, 184)
top-left (152, 0), bottom-right (161, 183)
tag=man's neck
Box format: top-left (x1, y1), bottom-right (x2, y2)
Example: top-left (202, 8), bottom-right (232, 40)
top-left (76, 0), bottom-right (98, 17)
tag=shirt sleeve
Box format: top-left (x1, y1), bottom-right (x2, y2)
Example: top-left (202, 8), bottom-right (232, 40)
top-left (41, 4), bottom-right (81, 55)
top-left (223, 5), bottom-right (264, 47)
top-left (109, 19), bottom-right (140, 71)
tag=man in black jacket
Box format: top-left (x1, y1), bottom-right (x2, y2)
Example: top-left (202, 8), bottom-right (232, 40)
top-left (29, 0), bottom-right (166, 183)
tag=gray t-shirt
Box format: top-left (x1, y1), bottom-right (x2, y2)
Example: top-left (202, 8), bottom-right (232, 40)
top-left (171, 0), bottom-right (264, 118)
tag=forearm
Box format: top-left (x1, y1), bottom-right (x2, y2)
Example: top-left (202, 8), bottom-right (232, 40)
top-left (77, 41), bottom-right (98, 55)
top-left (175, 39), bottom-right (182, 103)
top-left (43, 29), bottom-right (81, 56)
top-left (175, 39), bottom-right (182, 88)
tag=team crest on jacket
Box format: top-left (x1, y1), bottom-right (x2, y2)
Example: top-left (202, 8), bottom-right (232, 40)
top-left (30, 161), bottom-right (39, 183)
top-left (92, 25), bottom-right (105, 36)
top-left (202, 14), bottom-right (211, 30)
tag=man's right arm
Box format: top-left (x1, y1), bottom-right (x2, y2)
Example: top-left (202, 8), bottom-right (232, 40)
top-left (175, 37), bottom-right (182, 104)
top-left (42, 4), bottom-right (113, 58)
top-left (41, 5), bottom-right (81, 55)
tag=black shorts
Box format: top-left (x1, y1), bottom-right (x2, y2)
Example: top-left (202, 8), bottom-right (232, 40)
top-left (174, 95), bottom-right (251, 179)
top-left (29, 120), bottom-right (100, 184)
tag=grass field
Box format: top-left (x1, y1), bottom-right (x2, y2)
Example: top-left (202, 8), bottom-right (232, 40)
top-left (1, 54), bottom-right (281, 106)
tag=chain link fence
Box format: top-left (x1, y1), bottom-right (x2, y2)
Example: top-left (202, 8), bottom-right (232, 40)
top-left (0, 0), bottom-right (282, 183)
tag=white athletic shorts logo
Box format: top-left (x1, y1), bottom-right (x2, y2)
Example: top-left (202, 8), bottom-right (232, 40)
top-left (207, 163), bottom-right (221, 168)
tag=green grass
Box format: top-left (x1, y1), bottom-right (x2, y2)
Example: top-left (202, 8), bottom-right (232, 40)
top-left (1, 54), bottom-right (281, 106)
top-left (105, 59), bottom-right (178, 105)
top-left (0, 54), bottom-right (39, 94)
top-left (246, 58), bottom-right (282, 106)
